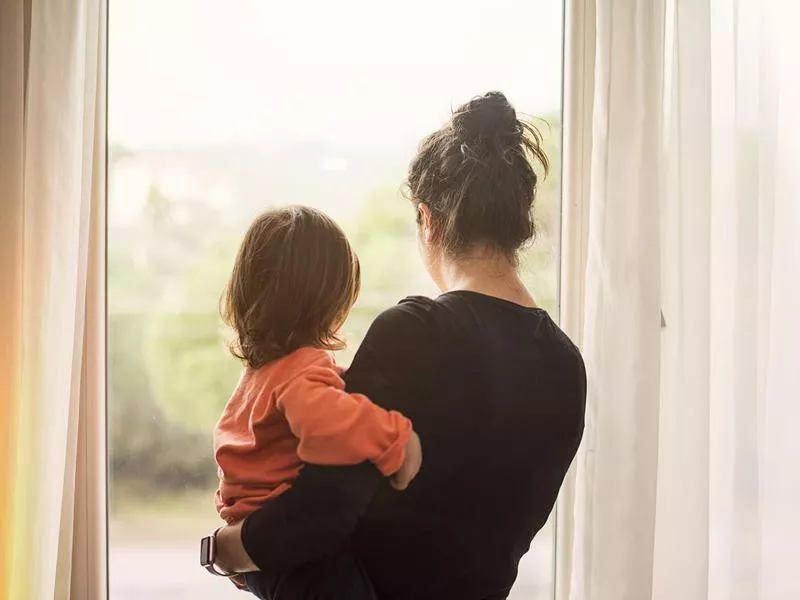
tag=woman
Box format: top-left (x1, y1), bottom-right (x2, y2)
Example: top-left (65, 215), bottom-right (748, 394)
top-left (211, 91), bottom-right (586, 600)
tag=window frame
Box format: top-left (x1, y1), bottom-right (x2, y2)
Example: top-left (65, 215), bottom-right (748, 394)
top-left (96, 1), bottom-right (590, 598)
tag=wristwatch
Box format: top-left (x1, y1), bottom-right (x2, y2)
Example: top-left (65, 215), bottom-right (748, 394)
top-left (200, 528), bottom-right (237, 577)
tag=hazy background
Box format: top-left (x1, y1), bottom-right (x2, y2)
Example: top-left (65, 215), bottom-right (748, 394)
top-left (108, 1), bottom-right (564, 597)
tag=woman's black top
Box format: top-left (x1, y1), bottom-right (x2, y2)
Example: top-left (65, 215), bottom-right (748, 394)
top-left (241, 291), bottom-right (586, 600)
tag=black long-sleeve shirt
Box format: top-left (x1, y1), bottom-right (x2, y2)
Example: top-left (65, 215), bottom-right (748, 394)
top-left (241, 291), bottom-right (586, 600)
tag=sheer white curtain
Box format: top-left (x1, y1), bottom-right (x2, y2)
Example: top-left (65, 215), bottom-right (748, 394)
top-left (561, 1), bottom-right (665, 599)
top-left (560, 0), bottom-right (800, 599)
top-left (656, 1), bottom-right (800, 598)
top-left (0, 0), bottom-right (107, 598)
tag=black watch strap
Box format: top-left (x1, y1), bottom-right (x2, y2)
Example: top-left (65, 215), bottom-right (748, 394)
top-left (200, 528), bottom-right (237, 577)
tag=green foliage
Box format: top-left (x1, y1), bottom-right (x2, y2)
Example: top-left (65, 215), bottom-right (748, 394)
top-left (109, 114), bottom-right (564, 495)
top-left (145, 184), bottom-right (173, 230)
top-left (146, 312), bottom-right (242, 432)
top-left (107, 246), bottom-right (161, 314)
top-left (521, 114), bottom-right (562, 316)
top-left (144, 242), bottom-right (243, 432)
top-left (346, 186), bottom-right (424, 301)
top-left (109, 313), bottom-right (216, 494)
top-left (350, 186), bottom-right (417, 241)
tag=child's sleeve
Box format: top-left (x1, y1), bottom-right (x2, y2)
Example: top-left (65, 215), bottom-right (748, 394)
top-left (275, 357), bottom-right (412, 476)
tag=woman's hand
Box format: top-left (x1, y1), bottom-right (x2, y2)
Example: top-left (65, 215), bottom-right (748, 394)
top-left (392, 430), bottom-right (422, 490)
top-left (228, 574), bottom-right (248, 590)
top-left (214, 520), bottom-right (260, 574)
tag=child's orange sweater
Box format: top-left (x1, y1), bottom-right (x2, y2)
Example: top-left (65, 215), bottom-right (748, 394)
top-left (214, 346), bottom-right (412, 524)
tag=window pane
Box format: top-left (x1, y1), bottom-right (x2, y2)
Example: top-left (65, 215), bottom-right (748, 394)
top-left (108, 1), bottom-right (563, 598)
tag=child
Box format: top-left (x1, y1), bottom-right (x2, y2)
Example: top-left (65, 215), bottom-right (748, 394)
top-left (213, 206), bottom-right (421, 596)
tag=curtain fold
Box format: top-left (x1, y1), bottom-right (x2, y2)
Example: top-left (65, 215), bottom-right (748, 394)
top-left (652, 0), bottom-right (712, 597)
top-left (563, 1), bottom-right (665, 599)
top-left (0, 0), bottom-right (26, 595)
top-left (560, 0), bottom-right (800, 598)
top-left (0, 0), bottom-right (107, 598)
top-left (556, 0), bottom-right (595, 597)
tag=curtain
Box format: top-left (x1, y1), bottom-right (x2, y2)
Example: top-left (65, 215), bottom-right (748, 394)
top-left (556, 0), bottom-right (595, 596)
top-left (560, 0), bottom-right (800, 598)
top-left (0, 1), bottom-right (107, 598)
top-left (563, 1), bottom-right (665, 599)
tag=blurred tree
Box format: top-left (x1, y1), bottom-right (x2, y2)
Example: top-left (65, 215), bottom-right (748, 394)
top-left (109, 113), bottom-right (563, 493)
top-left (145, 240), bottom-right (242, 432)
top-left (109, 312), bottom-right (216, 495)
top-left (144, 184), bottom-right (173, 231)
top-left (520, 115), bottom-right (561, 315)
top-left (346, 186), bottom-right (423, 301)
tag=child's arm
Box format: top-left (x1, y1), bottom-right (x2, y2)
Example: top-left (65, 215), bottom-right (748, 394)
top-left (275, 356), bottom-right (413, 477)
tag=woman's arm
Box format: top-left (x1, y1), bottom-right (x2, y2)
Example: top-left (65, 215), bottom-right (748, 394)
top-left (213, 301), bottom-right (430, 572)
top-left (244, 462), bottom-right (383, 570)
top-left (213, 463), bottom-right (382, 573)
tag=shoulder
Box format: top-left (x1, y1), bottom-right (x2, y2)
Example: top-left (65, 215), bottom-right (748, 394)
top-left (285, 346), bottom-right (336, 368)
top-left (359, 296), bottom-right (442, 351)
top-left (347, 297), bottom-right (440, 376)
top-left (368, 296), bottom-right (437, 331)
top-left (250, 347), bottom-right (336, 385)
top-left (545, 320), bottom-right (585, 375)
top-left (345, 299), bottom-right (439, 404)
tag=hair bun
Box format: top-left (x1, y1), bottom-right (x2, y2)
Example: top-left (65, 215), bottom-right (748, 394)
top-left (452, 91), bottom-right (519, 145)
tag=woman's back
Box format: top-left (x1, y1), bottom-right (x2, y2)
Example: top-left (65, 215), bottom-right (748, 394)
top-left (216, 93), bottom-right (587, 599)
top-left (347, 292), bottom-right (586, 600)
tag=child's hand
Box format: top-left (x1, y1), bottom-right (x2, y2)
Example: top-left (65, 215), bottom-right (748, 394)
top-left (392, 430), bottom-right (422, 491)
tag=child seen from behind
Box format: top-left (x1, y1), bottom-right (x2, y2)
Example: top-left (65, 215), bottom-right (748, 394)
top-left (212, 207), bottom-right (421, 598)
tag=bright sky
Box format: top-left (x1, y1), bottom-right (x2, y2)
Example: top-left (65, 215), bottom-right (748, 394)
top-left (109, 0), bottom-right (563, 149)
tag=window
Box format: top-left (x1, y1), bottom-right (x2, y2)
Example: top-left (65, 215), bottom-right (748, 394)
top-left (108, 1), bottom-right (564, 598)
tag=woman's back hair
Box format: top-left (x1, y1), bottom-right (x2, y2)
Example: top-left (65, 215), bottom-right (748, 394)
top-left (221, 206), bottom-right (361, 369)
top-left (407, 91), bottom-right (549, 261)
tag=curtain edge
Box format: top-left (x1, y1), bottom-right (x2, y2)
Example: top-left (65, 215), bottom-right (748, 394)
top-left (70, 0), bottom-right (108, 597)
top-left (556, 0), bottom-right (596, 599)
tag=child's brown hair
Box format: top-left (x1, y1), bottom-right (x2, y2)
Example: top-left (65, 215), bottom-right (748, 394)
top-left (222, 206), bottom-right (361, 369)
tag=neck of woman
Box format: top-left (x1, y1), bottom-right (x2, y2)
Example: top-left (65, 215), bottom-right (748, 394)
top-left (438, 248), bottom-right (538, 309)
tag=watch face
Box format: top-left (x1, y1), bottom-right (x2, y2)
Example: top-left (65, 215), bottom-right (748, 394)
top-left (200, 536), bottom-right (213, 566)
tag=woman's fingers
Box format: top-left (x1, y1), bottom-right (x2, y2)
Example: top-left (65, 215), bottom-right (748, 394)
top-left (391, 469), bottom-right (411, 490)
top-left (392, 431), bottom-right (422, 490)
top-left (229, 573), bottom-right (248, 590)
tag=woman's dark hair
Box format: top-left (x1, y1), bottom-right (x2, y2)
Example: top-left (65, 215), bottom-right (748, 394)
top-left (221, 206), bottom-right (361, 369)
top-left (407, 91), bottom-right (549, 261)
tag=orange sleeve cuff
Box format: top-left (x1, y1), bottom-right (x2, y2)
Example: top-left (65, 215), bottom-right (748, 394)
top-left (372, 411), bottom-right (413, 476)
